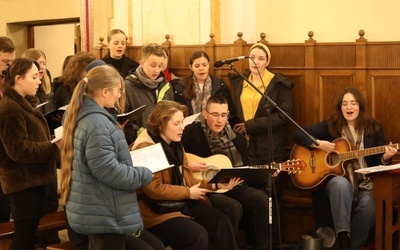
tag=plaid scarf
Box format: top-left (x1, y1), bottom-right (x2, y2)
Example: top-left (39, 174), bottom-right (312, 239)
top-left (191, 75), bottom-right (212, 114)
top-left (201, 116), bottom-right (243, 167)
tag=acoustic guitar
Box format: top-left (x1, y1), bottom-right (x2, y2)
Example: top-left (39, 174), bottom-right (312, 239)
top-left (185, 153), bottom-right (307, 192)
top-left (290, 138), bottom-right (400, 189)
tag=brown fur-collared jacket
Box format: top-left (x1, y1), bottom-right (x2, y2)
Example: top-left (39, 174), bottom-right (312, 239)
top-left (0, 86), bottom-right (59, 194)
top-left (131, 129), bottom-right (211, 229)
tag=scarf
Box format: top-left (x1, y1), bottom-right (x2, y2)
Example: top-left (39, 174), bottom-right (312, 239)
top-left (135, 66), bottom-right (165, 90)
top-left (342, 125), bottom-right (373, 203)
top-left (149, 132), bottom-right (184, 185)
top-left (191, 75), bottom-right (212, 114)
top-left (200, 116), bottom-right (243, 167)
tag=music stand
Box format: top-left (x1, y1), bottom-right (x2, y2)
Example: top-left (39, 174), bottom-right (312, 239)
top-left (227, 62), bottom-right (318, 250)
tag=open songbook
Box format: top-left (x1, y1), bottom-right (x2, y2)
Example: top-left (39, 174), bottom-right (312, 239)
top-left (130, 143), bottom-right (174, 173)
top-left (51, 126), bottom-right (64, 144)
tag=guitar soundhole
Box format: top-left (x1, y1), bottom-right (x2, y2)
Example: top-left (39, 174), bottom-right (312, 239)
top-left (202, 166), bottom-right (220, 179)
top-left (326, 152), bottom-right (339, 167)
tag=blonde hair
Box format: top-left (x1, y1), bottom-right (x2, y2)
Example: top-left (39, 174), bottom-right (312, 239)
top-left (107, 29), bottom-right (127, 43)
top-left (60, 65), bottom-right (123, 204)
top-left (21, 48), bottom-right (52, 95)
top-left (141, 43), bottom-right (165, 61)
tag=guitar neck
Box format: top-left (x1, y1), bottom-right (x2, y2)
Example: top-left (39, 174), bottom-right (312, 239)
top-left (339, 143), bottom-right (399, 161)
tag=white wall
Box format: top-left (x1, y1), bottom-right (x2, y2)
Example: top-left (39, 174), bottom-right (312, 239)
top-left (255, 0), bottom-right (400, 43)
top-left (34, 24), bottom-right (76, 78)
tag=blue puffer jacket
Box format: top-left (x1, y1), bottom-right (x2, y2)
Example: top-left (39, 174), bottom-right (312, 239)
top-left (66, 97), bottom-right (153, 235)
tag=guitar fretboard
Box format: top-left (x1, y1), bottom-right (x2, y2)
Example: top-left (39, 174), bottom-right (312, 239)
top-left (339, 143), bottom-right (399, 161)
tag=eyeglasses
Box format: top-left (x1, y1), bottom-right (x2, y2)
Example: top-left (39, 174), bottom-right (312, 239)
top-left (340, 101), bottom-right (358, 107)
top-left (205, 110), bottom-right (229, 119)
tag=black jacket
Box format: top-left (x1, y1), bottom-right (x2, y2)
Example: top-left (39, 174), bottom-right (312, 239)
top-left (101, 54), bottom-right (139, 79)
top-left (229, 72), bottom-right (294, 165)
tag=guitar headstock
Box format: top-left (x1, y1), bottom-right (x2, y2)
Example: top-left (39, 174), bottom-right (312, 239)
top-left (275, 159), bottom-right (307, 175)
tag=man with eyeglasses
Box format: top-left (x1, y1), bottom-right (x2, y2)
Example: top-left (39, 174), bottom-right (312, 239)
top-left (182, 94), bottom-right (273, 250)
top-left (0, 36), bottom-right (15, 224)
top-left (0, 37), bottom-right (15, 99)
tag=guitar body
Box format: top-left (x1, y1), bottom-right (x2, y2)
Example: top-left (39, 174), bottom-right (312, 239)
top-left (185, 153), bottom-right (232, 180)
top-left (290, 138), bottom-right (352, 189)
top-left (185, 153), bottom-right (232, 193)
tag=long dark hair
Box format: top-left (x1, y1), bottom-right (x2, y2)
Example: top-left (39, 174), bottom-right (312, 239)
top-left (327, 86), bottom-right (380, 137)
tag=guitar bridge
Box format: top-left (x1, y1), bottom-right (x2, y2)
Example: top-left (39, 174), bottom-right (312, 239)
top-left (310, 151), bottom-right (316, 173)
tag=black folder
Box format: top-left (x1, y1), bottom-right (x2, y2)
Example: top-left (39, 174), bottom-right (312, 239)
top-left (39, 102), bottom-right (67, 135)
top-left (228, 116), bottom-right (243, 127)
top-left (208, 166), bottom-right (276, 186)
top-left (117, 105), bottom-right (146, 123)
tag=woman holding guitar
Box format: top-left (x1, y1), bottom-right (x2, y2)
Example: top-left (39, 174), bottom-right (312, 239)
top-left (293, 86), bottom-right (397, 250)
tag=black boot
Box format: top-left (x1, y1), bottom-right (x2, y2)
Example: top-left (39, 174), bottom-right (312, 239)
top-left (337, 231), bottom-right (351, 250)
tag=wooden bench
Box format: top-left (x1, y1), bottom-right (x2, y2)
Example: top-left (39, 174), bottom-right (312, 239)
top-left (46, 241), bottom-right (77, 250)
top-left (279, 174), bottom-right (316, 244)
top-left (0, 211), bottom-right (67, 249)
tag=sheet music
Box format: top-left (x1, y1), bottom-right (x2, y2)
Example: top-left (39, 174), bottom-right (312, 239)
top-left (183, 113), bottom-right (200, 127)
top-left (355, 163), bottom-right (400, 174)
top-left (130, 143), bottom-right (174, 173)
top-left (51, 126), bottom-right (64, 144)
top-left (36, 101), bottom-right (49, 109)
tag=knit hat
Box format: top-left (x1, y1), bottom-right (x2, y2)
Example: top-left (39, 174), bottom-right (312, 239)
top-left (85, 59), bottom-right (107, 73)
top-left (249, 43), bottom-right (271, 61)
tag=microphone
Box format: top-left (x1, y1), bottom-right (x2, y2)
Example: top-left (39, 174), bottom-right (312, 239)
top-left (1, 64), bottom-right (10, 80)
top-left (214, 56), bottom-right (249, 68)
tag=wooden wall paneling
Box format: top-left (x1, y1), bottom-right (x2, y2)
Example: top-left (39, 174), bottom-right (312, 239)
top-left (367, 43), bottom-right (400, 68)
top-left (355, 39), bottom-right (368, 105)
top-left (268, 44), bottom-right (306, 68)
top-left (315, 44), bottom-right (356, 68)
top-left (126, 46), bottom-right (141, 64)
top-left (317, 71), bottom-right (356, 122)
top-left (368, 71), bottom-right (400, 146)
top-left (281, 71), bottom-right (306, 141)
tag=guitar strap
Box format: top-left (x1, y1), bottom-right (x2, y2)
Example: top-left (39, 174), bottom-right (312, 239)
top-left (343, 125), bottom-right (363, 202)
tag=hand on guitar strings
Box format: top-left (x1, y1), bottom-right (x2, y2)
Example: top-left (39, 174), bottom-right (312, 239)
top-left (217, 178), bottom-right (244, 190)
top-left (383, 142), bottom-right (398, 162)
top-left (188, 161), bottom-right (208, 172)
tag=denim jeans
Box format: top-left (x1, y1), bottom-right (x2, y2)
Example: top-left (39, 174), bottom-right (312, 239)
top-left (325, 176), bottom-right (375, 248)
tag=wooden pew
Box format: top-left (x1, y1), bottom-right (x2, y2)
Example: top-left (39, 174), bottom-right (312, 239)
top-left (0, 211), bottom-right (67, 250)
top-left (46, 241), bottom-right (76, 250)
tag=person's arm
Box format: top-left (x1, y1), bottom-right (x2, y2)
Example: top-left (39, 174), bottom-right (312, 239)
top-left (293, 120), bottom-right (334, 150)
top-left (85, 122), bottom-right (152, 191)
top-left (0, 107), bottom-right (59, 164)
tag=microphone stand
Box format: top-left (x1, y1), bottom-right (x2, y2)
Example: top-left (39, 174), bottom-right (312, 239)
top-left (227, 63), bottom-right (318, 250)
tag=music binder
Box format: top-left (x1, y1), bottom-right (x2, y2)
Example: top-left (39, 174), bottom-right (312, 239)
top-left (208, 166), bottom-right (277, 185)
top-left (42, 103), bottom-right (68, 135)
